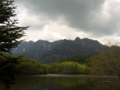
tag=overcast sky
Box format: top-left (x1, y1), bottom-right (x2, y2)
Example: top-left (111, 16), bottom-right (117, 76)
top-left (14, 0), bottom-right (120, 44)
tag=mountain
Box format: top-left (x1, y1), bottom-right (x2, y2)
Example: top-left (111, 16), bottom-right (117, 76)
top-left (12, 37), bottom-right (102, 64)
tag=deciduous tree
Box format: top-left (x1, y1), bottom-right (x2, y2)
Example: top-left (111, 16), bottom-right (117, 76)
top-left (89, 40), bottom-right (120, 90)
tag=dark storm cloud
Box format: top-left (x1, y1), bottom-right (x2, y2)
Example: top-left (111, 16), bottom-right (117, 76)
top-left (15, 0), bottom-right (120, 37)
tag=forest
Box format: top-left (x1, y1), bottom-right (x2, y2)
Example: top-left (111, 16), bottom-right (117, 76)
top-left (0, 53), bottom-right (89, 75)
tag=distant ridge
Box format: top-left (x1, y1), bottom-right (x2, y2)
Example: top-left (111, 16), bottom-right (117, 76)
top-left (12, 37), bottom-right (102, 64)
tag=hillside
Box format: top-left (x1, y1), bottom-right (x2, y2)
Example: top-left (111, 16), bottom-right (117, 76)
top-left (0, 53), bottom-right (89, 74)
top-left (57, 55), bottom-right (92, 64)
top-left (12, 37), bottom-right (102, 64)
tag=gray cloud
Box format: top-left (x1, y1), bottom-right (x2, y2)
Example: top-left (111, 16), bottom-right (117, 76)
top-left (15, 0), bottom-right (120, 37)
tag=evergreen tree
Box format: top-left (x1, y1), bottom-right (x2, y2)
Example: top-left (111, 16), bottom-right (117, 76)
top-left (0, 0), bottom-right (29, 89)
top-left (0, 53), bottom-right (21, 89)
top-left (0, 0), bottom-right (29, 53)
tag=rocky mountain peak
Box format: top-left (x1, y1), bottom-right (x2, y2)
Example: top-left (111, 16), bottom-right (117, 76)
top-left (75, 37), bottom-right (82, 42)
top-left (12, 37), bottom-right (102, 64)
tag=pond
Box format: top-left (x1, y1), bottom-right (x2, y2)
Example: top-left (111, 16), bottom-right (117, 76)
top-left (0, 74), bottom-right (119, 90)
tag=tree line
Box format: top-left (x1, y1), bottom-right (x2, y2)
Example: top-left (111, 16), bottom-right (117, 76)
top-left (0, 53), bottom-right (89, 75)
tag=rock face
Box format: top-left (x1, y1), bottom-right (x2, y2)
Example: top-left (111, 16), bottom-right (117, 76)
top-left (12, 37), bottom-right (102, 64)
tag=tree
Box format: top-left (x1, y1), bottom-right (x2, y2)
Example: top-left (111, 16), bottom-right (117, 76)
top-left (0, 0), bottom-right (29, 89)
top-left (0, 54), bottom-right (21, 89)
top-left (0, 0), bottom-right (28, 53)
top-left (89, 41), bottom-right (120, 90)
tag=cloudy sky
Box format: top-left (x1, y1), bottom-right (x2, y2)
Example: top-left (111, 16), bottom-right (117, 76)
top-left (14, 0), bottom-right (120, 44)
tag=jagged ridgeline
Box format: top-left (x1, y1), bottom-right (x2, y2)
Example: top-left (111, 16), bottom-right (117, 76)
top-left (12, 37), bottom-right (102, 64)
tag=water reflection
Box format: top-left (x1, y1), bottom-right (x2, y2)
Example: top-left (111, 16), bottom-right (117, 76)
top-left (88, 76), bottom-right (120, 90)
top-left (0, 74), bottom-right (119, 90)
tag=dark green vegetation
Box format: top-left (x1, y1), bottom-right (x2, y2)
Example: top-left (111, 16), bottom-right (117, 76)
top-left (12, 37), bottom-right (102, 64)
top-left (0, 53), bottom-right (89, 75)
top-left (49, 62), bottom-right (88, 74)
top-left (0, 53), bottom-right (90, 89)
top-left (89, 44), bottom-right (120, 90)
top-left (89, 45), bottom-right (120, 76)
top-left (2, 44), bottom-right (120, 76)
top-left (58, 55), bottom-right (91, 64)
top-left (0, 53), bottom-right (21, 89)
top-left (0, 0), bottom-right (28, 53)
top-left (0, 0), bottom-right (29, 89)
top-left (1, 45), bottom-right (120, 89)
top-left (0, 53), bottom-right (48, 75)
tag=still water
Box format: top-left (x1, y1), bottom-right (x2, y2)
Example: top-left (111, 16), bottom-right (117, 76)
top-left (0, 74), bottom-right (119, 90)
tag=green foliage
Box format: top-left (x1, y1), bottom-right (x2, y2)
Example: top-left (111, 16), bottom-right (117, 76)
top-left (0, 53), bottom-right (89, 76)
top-left (37, 51), bottom-right (56, 64)
top-left (18, 58), bottom-right (48, 75)
top-left (48, 62), bottom-right (89, 74)
top-left (0, 53), bottom-right (48, 89)
top-left (44, 89), bottom-right (48, 90)
top-left (0, 53), bottom-right (21, 89)
top-left (89, 44), bottom-right (120, 90)
top-left (18, 57), bottom-right (89, 75)
top-left (0, 0), bottom-right (29, 89)
top-left (89, 54), bottom-right (120, 75)
top-left (58, 55), bottom-right (91, 64)
top-left (89, 45), bottom-right (120, 76)
top-left (0, 53), bottom-right (48, 75)
top-left (0, 0), bottom-right (29, 53)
